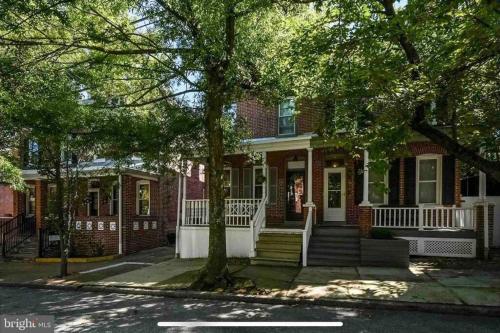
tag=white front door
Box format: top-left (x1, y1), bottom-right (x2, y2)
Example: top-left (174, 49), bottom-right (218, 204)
top-left (323, 168), bottom-right (346, 221)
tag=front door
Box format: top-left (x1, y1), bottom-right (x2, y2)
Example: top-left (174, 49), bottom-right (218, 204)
top-left (286, 170), bottom-right (305, 221)
top-left (323, 168), bottom-right (346, 221)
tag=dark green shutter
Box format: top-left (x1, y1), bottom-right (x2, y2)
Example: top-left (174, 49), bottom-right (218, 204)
top-left (388, 159), bottom-right (400, 205)
top-left (354, 159), bottom-right (363, 205)
top-left (442, 155), bottom-right (455, 205)
top-left (404, 157), bottom-right (416, 206)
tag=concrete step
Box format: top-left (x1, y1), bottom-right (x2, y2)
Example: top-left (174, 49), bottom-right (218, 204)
top-left (308, 241), bottom-right (359, 250)
top-left (250, 256), bottom-right (300, 267)
top-left (308, 247), bottom-right (359, 256)
top-left (256, 248), bottom-right (301, 260)
top-left (256, 240), bottom-right (302, 251)
top-left (258, 233), bottom-right (302, 243)
top-left (312, 227), bottom-right (359, 237)
top-left (309, 235), bottom-right (360, 244)
top-left (307, 258), bottom-right (360, 267)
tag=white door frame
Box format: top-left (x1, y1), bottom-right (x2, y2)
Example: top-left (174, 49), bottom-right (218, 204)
top-left (323, 167), bottom-right (346, 221)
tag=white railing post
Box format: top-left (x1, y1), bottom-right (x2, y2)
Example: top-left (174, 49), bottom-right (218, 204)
top-left (418, 205), bottom-right (424, 231)
top-left (360, 150), bottom-right (370, 206)
top-left (302, 206), bottom-right (313, 267)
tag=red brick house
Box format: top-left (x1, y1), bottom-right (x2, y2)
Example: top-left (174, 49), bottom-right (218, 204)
top-left (2, 158), bottom-right (204, 258)
top-left (178, 98), bottom-right (493, 266)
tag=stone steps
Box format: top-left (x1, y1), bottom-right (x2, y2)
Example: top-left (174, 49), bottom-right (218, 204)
top-left (307, 225), bottom-right (360, 267)
top-left (251, 232), bottom-right (302, 267)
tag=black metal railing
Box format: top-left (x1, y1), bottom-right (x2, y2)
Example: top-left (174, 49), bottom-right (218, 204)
top-left (1, 214), bottom-right (36, 257)
top-left (38, 228), bottom-right (61, 258)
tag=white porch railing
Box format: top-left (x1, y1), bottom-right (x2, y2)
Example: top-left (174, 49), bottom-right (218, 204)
top-left (302, 207), bottom-right (313, 266)
top-left (184, 198), bottom-right (261, 227)
top-left (372, 206), bottom-right (476, 230)
top-left (250, 195), bottom-right (267, 257)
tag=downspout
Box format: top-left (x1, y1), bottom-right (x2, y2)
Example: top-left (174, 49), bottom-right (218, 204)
top-left (175, 172), bottom-right (182, 258)
top-left (118, 174), bottom-right (123, 255)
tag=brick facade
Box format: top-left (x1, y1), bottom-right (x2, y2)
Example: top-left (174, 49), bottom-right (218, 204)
top-left (0, 185), bottom-right (14, 217)
top-left (14, 167), bottom-right (204, 257)
top-left (237, 98), bottom-right (322, 138)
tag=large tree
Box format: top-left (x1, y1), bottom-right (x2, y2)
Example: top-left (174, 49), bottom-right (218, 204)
top-left (284, 0), bottom-right (499, 179)
top-left (0, 0), bottom-right (294, 288)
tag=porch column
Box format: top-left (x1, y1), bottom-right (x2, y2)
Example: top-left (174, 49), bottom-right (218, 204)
top-left (262, 151), bottom-right (267, 202)
top-left (359, 149), bottom-right (372, 238)
top-left (306, 147), bottom-right (313, 205)
top-left (478, 164), bottom-right (489, 258)
top-left (360, 150), bottom-right (370, 206)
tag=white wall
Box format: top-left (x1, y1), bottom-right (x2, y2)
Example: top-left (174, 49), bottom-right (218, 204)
top-left (463, 196), bottom-right (500, 247)
top-left (179, 226), bottom-right (252, 258)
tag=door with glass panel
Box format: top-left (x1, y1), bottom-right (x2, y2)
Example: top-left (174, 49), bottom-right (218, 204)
top-left (323, 168), bottom-right (346, 221)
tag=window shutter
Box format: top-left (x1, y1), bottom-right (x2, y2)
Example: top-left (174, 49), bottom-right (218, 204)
top-left (243, 168), bottom-right (253, 198)
top-left (442, 155), bottom-right (455, 205)
top-left (404, 157), bottom-right (416, 206)
top-left (231, 168), bottom-right (239, 198)
top-left (354, 159), bottom-right (363, 205)
top-left (269, 167), bottom-right (278, 204)
top-left (388, 159), bottom-right (400, 205)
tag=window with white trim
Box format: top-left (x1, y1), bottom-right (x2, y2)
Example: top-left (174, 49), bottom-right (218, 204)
top-left (253, 166), bottom-right (264, 199)
top-left (223, 168), bottom-right (232, 199)
top-left (368, 169), bottom-right (387, 205)
top-left (278, 98), bottom-right (296, 135)
top-left (136, 180), bottom-right (150, 216)
top-left (26, 185), bottom-right (36, 216)
top-left (110, 181), bottom-right (119, 216)
top-left (243, 168), bottom-right (253, 198)
top-left (87, 189), bottom-right (99, 217)
top-left (417, 155), bottom-right (442, 204)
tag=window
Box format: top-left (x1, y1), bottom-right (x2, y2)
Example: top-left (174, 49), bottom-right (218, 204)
top-left (47, 184), bottom-right (57, 213)
top-left (268, 167), bottom-right (278, 204)
top-left (137, 180), bottom-right (150, 216)
top-left (417, 155), bottom-right (442, 204)
top-left (223, 168), bottom-right (232, 199)
top-left (243, 168), bottom-right (253, 198)
top-left (231, 168), bottom-right (239, 198)
top-left (26, 185), bottom-right (36, 216)
top-left (110, 182), bottom-right (119, 216)
top-left (199, 164), bottom-right (205, 183)
top-left (278, 98), bottom-right (296, 135)
top-left (368, 169), bottom-right (387, 205)
top-left (253, 166), bottom-right (264, 199)
top-left (87, 189), bottom-right (99, 217)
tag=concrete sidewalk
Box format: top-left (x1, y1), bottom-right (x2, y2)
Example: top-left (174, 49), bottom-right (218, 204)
top-left (2, 250), bottom-right (500, 309)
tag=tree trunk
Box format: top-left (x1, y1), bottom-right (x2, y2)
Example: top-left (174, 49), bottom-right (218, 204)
top-left (192, 66), bottom-right (230, 289)
top-left (54, 153), bottom-right (68, 277)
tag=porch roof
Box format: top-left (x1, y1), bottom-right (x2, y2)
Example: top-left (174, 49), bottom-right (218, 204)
top-left (242, 133), bottom-right (317, 152)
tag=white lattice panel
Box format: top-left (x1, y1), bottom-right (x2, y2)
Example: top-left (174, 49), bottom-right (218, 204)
top-left (398, 237), bottom-right (476, 258)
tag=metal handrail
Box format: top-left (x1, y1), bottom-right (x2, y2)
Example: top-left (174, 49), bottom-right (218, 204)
top-left (1, 214), bottom-right (36, 257)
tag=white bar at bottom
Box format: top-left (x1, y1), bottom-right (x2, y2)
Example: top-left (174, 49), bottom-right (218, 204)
top-left (158, 322), bottom-right (343, 327)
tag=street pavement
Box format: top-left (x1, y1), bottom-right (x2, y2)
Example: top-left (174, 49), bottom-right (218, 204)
top-left (1, 286), bottom-right (499, 333)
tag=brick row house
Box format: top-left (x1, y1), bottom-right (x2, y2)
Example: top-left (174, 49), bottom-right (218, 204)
top-left (1, 158), bottom-right (204, 258)
top-left (177, 98), bottom-right (495, 266)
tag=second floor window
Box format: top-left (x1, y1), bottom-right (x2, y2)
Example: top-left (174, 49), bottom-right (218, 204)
top-left (279, 98), bottom-right (296, 135)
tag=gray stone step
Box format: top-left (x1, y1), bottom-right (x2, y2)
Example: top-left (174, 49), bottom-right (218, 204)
top-left (308, 241), bottom-right (359, 250)
top-left (308, 247), bottom-right (360, 256)
top-left (258, 233), bottom-right (302, 243)
top-left (256, 240), bottom-right (302, 251)
top-left (307, 258), bottom-right (360, 267)
top-left (256, 248), bottom-right (301, 260)
top-left (312, 227), bottom-right (359, 237)
top-left (309, 235), bottom-right (360, 244)
top-left (250, 256), bottom-right (299, 267)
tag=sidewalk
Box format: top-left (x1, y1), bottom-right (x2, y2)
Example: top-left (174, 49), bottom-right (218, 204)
top-left (1, 250), bottom-right (500, 311)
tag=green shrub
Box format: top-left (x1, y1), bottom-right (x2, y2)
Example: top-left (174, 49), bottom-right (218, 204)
top-left (371, 228), bottom-right (393, 239)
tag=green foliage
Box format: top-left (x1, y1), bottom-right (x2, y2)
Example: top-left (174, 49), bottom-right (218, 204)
top-left (0, 156), bottom-right (25, 190)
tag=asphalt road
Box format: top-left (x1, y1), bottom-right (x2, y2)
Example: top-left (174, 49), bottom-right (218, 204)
top-left (0, 287), bottom-right (499, 333)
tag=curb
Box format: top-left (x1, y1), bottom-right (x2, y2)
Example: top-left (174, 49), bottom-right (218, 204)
top-left (1, 282), bottom-right (500, 317)
top-left (34, 255), bottom-right (120, 263)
